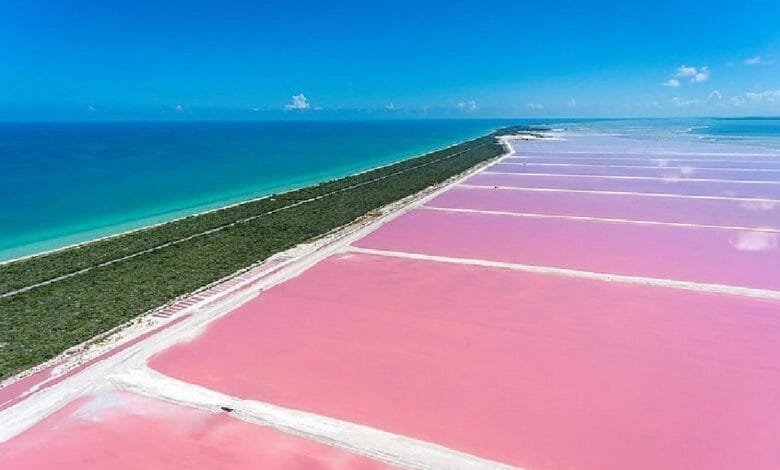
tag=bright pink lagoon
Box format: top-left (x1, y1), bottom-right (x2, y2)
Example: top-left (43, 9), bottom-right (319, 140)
top-left (489, 162), bottom-right (780, 181)
top-left (466, 172), bottom-right (780, 199)
top-left (355, 209), bottom-right (780, 291)
top-left (428, 186), bottom-right (780, 230)
top-left (151, 253), bottom-right (780, 469)
top-left (0, 391), bottom-right (389, 469)
top-left (503, 156), bottom-right (780, 169)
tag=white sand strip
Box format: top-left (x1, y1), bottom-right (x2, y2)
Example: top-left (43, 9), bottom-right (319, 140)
top-left (457, 184), bottom-right (780, 203)
top-left (110, 367), bottom-right (519, 470)
top-left (348, 247), bottom-right (780, 301)
top-left (481, 171), bottom-right (780, 185)
top-left (419, 206), bottom-right (780, 233)
top-left (507, 156), bottom-right (780, 163)
top-left (498, 162), bottom-right (780, 172)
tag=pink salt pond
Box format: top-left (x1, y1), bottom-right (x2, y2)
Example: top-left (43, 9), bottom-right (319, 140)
top-left (0, 391), bottom-right (389, 470)
top-left (514, 151), bottom-right (780, 160)
top-left (465, 172), bottom-right (780, 199)
top-left (355, 208), bottom-right (780, 291)
top-left (150, 253), bottom-right (780, 469)
top-left (427, 186), bottom-right (780, 230)
top-left (489, 162), bottom-right (780, 181)
top-left (502, 156), bottom-right (780, 169)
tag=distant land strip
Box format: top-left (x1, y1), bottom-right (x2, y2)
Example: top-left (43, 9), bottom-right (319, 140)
top-left (0, 140), bottom-right (487, 300)
top-left (0, 126), bottom-right (524, 381)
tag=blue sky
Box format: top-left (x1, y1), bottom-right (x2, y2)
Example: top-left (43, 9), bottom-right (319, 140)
top-left (1, 0), bottom-right (779, 119)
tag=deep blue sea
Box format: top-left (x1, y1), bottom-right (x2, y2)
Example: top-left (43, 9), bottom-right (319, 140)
top-left (0, 119), bottom-right (517, 261)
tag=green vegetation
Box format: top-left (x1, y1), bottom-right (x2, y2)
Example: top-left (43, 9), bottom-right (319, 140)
top-left (0, 126), bottom-right (527, 380)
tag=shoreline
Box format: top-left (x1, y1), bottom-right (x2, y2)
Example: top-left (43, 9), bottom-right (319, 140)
top-left (0, 134), bottom-right (517, 399)
top-left (0, 127), bottom-right (509, 267)
top-left (0, 129), bottom-right (524, 381)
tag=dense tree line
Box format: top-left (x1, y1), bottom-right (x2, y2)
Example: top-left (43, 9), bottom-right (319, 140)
top-left (0, 126), bottom-right (527, 380)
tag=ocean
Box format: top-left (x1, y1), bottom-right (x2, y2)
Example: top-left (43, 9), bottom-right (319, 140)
top-left (0, 119), bottom-right (516, 261)
top-left (2, 117), bottom-right (779, 262)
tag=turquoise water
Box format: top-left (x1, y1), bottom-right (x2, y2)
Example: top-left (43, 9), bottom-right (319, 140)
top-left (4, 117), bottom-right (778, 262)
top-left (0, 119), bottom-right (517, 261)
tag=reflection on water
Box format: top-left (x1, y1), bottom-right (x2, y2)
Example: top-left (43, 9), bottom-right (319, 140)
top-left (739, 200), bottom-right (778, 211)
top-left (662, 166), bottom-right (695, 182)
top-left (660, 166), bottom-right (696, 181)
top-left (729, 231), bottom-right (778, 252)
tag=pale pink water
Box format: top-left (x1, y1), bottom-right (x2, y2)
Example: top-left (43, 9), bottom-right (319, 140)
top-left (427, 186), bottom-right (780, 229)
top-left (503, 156), bottom-right (780, 169)
top-left (489, 162), bottom-right (780, 181)
top-left (150, 253), bottom-right (780, 469)
top-left (355, 209), bottom-right (780, 290)
top-left (512, 149), bottom-right (780, 159)
top-left (0, 367), bottom-right (55, 410)
top-left (0, 391), bottom-right (388, 469)
top-left (508, 133), bottom-right (780, 156)
top-left (466, 172), bottom-right (780, 199)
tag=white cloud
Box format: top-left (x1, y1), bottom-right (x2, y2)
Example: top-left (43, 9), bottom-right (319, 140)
top-left (691, 67), bottom-right (710, 83)
top-left (457, 100), bottom-right (478, 111)
top-left (87, 105), bottom-right (96, 112)
top-left (661, 79), bottom-right (680, 88)
top-left (745, 56), bottom-right (762, 65)
top-left (730, 96), bottom-right (745, 106)
top-left (673, 65), bottom-right (709, 83)
top-left (175, 104), bottom-right (183, 112)
top-left (671, 97), bottom-right (699, 107)
top-left (728, 90), bottom-right (780, 106)
top-left (526, 102), bottom-right (544, 110)
top-left (386, 102), bottom-right (397, 110)
top-left (746, 90), bottom-right (780, 103)
top-left (284, 93), bottom-right (310, 110)
top-left (676, 65), bottom-right (698, 78)
top-left (707, 90), bottom-right (722, 102)
top-left (567, 98), bottom-right (577, 108)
